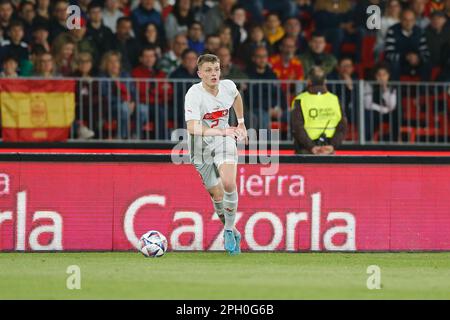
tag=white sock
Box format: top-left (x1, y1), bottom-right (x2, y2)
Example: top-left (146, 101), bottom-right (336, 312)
top-left (212, 199), bottom-right (225, 224)
top-left (223, 190), bottom-right (238, 231)
top-left (212, 197), bottom-right (240, 236)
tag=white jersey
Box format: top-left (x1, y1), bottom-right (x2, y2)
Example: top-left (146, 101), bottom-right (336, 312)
top-left (184, 79), bottom-right (239, 150)
top-left (185, 80), bottom-right (238, 128)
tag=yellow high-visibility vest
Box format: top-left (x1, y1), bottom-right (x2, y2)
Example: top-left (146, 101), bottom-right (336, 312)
top-left (292, 91), bottom-right (342, 140)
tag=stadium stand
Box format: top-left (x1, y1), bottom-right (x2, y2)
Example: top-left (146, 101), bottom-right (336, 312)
top-left (0, 0), bottom-right (448, 145)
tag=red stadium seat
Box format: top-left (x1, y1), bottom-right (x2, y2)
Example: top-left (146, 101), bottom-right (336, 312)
top-left (361, 35), bottom-right (376, 70)
top-left (103, 120), bottom-right (117, 131)
top-left (401, 93), bottom-right (449, 142)
top-left (142, 122), bottom-right (155, 132)
top-left (399, 75), bottom-right (421, 82)
top-left (431, 67), bottom-right (442, 81)
top-left (353, 63), bottom-right (364, 79)
top-left (270, 122), bottom-right (288, 132)
top-left (340, 43), bottom-right (357, 56)
top-left (345, 123), bottom-right (359, 142)
top-left (373, 123), bottom-right (391, 142)
top-left (402, 97), bottom-right (420, 122)
top-left (400, 126), bottom-right (417, 143)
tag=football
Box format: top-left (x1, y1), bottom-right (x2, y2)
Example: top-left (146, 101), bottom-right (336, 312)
top-left (138, 230), bottom-right (168, 258)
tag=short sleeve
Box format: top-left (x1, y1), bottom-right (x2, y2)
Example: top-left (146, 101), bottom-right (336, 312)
top-left (184, 87), bottom-right (201, 121)
top-left (223, 79), bottom-right (239, 98)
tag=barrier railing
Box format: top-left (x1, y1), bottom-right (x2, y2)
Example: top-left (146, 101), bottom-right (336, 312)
top-left (0, 77), bottom-right (449, 145)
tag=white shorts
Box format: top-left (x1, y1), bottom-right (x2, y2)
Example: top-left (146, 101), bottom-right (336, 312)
top-left (191, 136), bottom-right (238, 189)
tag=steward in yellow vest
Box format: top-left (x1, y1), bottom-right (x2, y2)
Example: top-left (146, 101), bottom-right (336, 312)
top-left (291, 66), bottom-right (347, 154)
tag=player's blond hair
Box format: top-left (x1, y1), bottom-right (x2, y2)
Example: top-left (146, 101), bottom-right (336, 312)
top-left (197, 54), bottom-right (220, 68)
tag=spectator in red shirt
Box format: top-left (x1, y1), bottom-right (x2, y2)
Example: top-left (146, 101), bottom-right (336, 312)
top-left (269, 35), bottom-right (304, 101)
top-left (131, 46), bottom-right (171, 139)
top-left (270, 36), bottom-right (304, 81)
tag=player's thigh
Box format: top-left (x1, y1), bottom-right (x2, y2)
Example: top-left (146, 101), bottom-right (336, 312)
top-left (194, 161), bottom-right (221, 192)
top-left (214, 136), bottom-right (238, 166)
top-left (214, 137), bottom-right (238, 192)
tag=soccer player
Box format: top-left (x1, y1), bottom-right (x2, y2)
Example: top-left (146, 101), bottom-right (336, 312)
top-left (184, 54), bottom-right (247, 255)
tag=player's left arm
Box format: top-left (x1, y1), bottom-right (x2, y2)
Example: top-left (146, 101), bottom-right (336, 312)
top-left (232, 92), bottom-right (247, 143)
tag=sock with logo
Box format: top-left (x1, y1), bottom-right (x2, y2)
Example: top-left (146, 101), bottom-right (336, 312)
top-left (222, 190), bottom-right (238, 231)
top-left (212, 197), bottom-right (240, 236)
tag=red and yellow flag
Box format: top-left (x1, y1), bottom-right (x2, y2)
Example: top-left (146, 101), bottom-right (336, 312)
top-left (0, 79), bottom-right (75, 142)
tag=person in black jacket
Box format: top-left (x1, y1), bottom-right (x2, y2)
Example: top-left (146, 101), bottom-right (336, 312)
top-left (18, 1), bottom-right (34, 43)
top-left (328, 56), bottom-right (359, 127)
top-left (0, 20), bottom-right (29, 68)
top-left (438, 40), bottom-right (450, 81)
top-left (48, 0), bottom-right (69, 42)
top-left (225, 4), bottom-right (248, 55)
top-left (384, 9), bottom-right (431, 80)
top-left (425, 10), bottom-right (450, 68)
top-left (169, 48), bottom-right (199, 130)
top-left (111, 17), bottom-right (141, 73)
top-left (86, 2), bottom-right (114, 65)
top-left (0, 0), bottom-right (15, 42)
top-left (244, 46), bottom-right (283, 132)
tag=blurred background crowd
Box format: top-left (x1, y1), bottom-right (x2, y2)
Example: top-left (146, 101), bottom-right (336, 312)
top-left (0, 0), bottom-right (448, 80)
top-left (0, 0), bottom-right (449, 141)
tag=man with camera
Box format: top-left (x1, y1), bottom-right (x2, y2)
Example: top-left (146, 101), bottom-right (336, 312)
top-left (290, 66), bottom-right (347, 155)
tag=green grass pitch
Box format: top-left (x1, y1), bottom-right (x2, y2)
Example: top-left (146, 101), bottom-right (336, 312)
top-left (1, 252), bottom-right (449, 299)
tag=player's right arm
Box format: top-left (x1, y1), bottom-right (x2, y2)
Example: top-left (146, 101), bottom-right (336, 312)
top-left (186, 120), bottom-right (238, 137)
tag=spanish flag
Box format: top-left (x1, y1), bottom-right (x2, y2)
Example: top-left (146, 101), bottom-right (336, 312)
top-left (0, 79), bottom-right (75, 142)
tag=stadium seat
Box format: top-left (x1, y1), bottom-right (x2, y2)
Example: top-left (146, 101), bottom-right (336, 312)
top-left (399, 75), bottom-right (421, 82)
top-left (402, 97), bottom-right (420, 122)
top-left (340, 43), bottom-right (357, 56)
top-left (361, 35), bottom-right (376, 70)
top-left (345, 123), bottom-right (359, 142)
top-left (103, 120), bottom-right (117, 131)
top-left (400, 126), bottom-right (417, 143)
top-left (102, 120), bottom-right (118, 139)
top-left (270, 122), bottom-right (288, 132)
top-left (353, 63), bottom-right (364, 79)
top-left (373, 123), bottom-right (391, 142)
top-left (431, 67), bottom-right (442, 81)
top-left (400, 93), bottom-right (448, 142)
top-left (142, 122), bottom-right (155, 132)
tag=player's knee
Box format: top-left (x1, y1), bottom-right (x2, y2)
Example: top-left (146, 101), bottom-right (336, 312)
top-left (211, 194), bottom-right (223, 202)
top-left (221, 180), bottom-right (236, 193)
top-left (209, 188), bottom-right (224, 202)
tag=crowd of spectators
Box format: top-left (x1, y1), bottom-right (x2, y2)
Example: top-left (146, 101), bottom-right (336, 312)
top-left (0, 0), bottom-right (449, 140)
